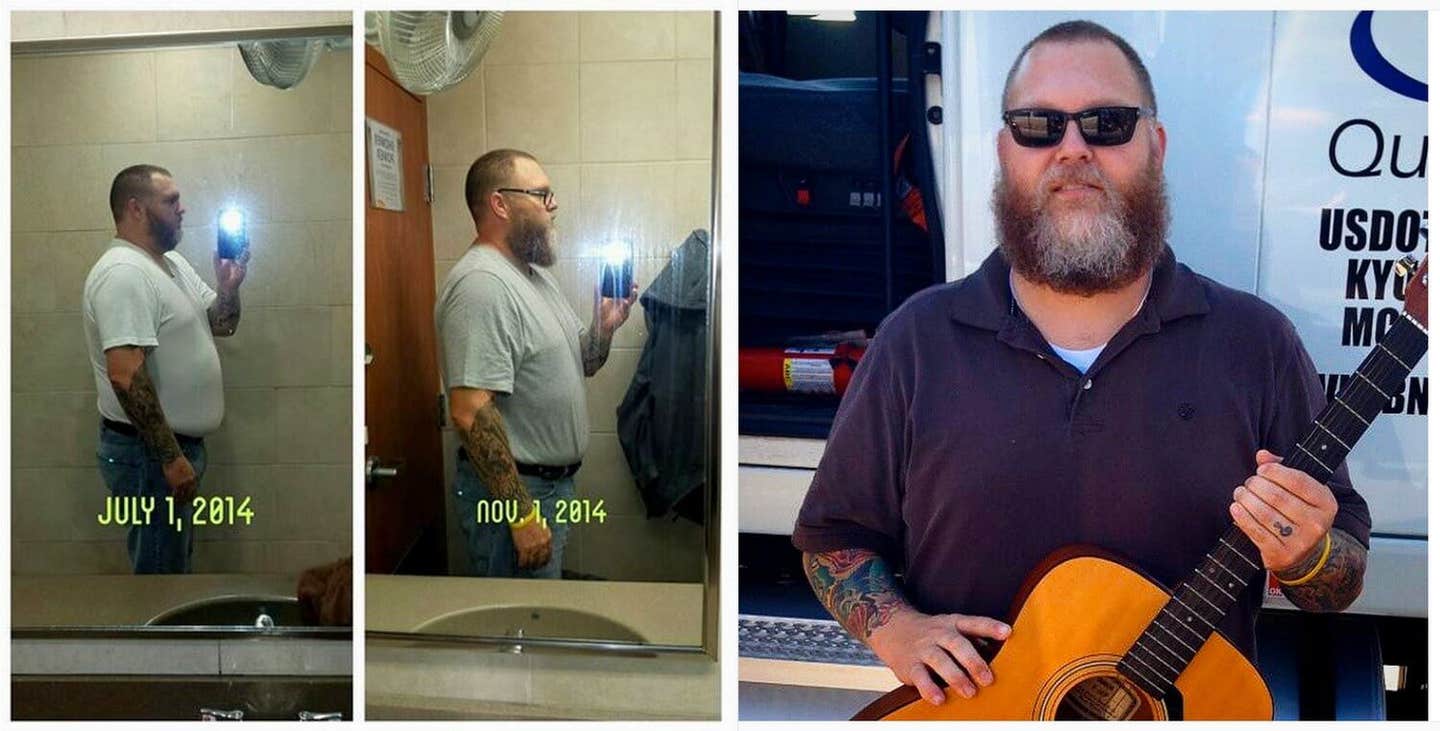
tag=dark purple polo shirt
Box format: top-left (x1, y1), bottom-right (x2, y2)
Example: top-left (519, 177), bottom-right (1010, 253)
top-left (793, 247), bottom-right (1372, 659)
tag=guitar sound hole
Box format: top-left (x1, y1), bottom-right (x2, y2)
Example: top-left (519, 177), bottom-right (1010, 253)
top-left (1055, 675), bottom-right (1156, 721)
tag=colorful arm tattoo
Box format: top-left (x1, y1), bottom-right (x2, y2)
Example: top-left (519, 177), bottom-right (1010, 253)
top-left (803, 549), bottom-right (910, 640)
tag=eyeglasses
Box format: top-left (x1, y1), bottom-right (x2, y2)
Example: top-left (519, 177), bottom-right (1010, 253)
top-left (1001, 106), bottom-right (1155, 148)
top-left (497, 187), bottom-right (556, 207)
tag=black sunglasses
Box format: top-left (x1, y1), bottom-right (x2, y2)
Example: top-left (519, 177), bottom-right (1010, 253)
top-left (1002, 106), bottom-right (1155, 148)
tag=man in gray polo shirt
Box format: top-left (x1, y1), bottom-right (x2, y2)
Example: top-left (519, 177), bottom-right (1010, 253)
top-left (83, 164), bottom-right (248, 574)
top-left (795, 21), bottom-right (1371, 709)
top-left (437, 148), bottom-right (636, 578)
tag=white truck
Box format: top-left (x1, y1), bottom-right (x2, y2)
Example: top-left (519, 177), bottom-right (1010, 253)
top-left (738, 10), bottom-right (1426, 720)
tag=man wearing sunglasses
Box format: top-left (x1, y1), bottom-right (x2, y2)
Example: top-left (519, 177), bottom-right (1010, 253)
top-left (437, 148), bottom-right (637, 579)
top-left (794, 21), bottom-right (1369, 708)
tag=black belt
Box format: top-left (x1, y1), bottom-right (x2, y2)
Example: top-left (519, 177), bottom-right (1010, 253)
top-left (458, 447), bottom-right (580, 480)
top-left (103, 419), bottom-right (203, 445)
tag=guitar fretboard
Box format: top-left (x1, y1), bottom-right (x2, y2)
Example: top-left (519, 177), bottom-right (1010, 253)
top-left (1116, 313), bottom-right (1427, 701)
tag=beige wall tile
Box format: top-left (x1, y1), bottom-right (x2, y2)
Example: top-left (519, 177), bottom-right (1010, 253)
top-left (155, 47), bottom-right (234, 141)
top-left (576, 514), bottom-right (704, 582)
top-left (575, 433), bottom-right (647, 518)
top-left (13, 392), bottom-right (96, 468)
top-left (485, 12), bottom-right (579, 66)
top-left (13, 540), bottom-right (130, 575)
top-left (193, 464), bottom-right (276, 541)
top-left (235, 133), bottom-right (351, 223)
top-left (11, 144), bottom-right (113, 233)
top-left (12, 467), bottom-right (112, 543)
top-left (215, 307), bottom-right (333, 388)
top-left (316, 220), bottom-right (353, 306)
top-left (675, 12), bottom-right (715, 59)
top-left (579, 62), bottom-right (677, 163)
top-left (270, 464), bottom-right (352, 543)
top-left (233, 46), bottom-right (349, 139)
top-left (11, 12), bottom-right (66, 41)
top-left (426, 68), bottom-right (486, 167)
top-left (206, 387), bottom-right (279, 465)
top-left (676, 59), bottom-right (714, 162)
top-left (194, 539), bottom-right (269, 574)
top-left (12, 231), bottom-right (112, 315)
top-left (484, 64), bottom-right (581, 165)
top-left (674, 161), bottom-right (713, 243)
top-left (13, 51), bottom-right (157, 147)
top-left (330, 306), bottom-right (353, 387)
top-left (580, 12), bottom-right (676, 62)
top-left (100, 139), bottom-right (244, 235)
top-left (584, 347), bottom-right (640, 435)
top-left (576, 163), bottom-right (676, 260)
top-left (276, 387), bottom-right (350, 464)
top-left (429, 164), bottom-right (474, 262)
top-left (12, 313), bottom-right (94, 393)
top-left (265, 540), bottom-right (349, 575)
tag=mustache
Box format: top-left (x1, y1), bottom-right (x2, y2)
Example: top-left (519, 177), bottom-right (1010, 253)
top-left (1037, 163), bottom-right (1112, 197)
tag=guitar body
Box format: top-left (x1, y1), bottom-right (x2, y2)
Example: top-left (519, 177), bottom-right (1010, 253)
top-left (856, 549), bottom-right (1272, 720)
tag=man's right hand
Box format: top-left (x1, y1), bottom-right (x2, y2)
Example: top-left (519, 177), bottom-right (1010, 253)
top-left (867, 607), bottom-right (1011, 705)
top-left (163, 455), bottom-right (198, 501)
top-left (510, 519), bottom-right (553, 570)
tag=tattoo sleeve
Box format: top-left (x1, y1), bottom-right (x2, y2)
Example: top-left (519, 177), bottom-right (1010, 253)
top-left (460, 399), bottom-right (533, 506)
top-left (110, 358), bottom-right (182, 465)
top-left (580, 327), bottom-right (613, 377)
top-left (208, 288), bottom-right (241, 336)
top-left (803, 549), bottom-right (911, 641)
top-left (1277, 528), bottom-right (1367, 612)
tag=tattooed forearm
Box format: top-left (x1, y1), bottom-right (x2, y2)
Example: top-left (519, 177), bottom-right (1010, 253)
top-left (208, 288), bottom-right (241, 336)
top-left (461, 400), bottom-right (533, 505)
top-left (803, 549), bottom-right (910, 641)
top-left (580, 328), bottom-right (613, 376)
top-left (111, 360), bottom-right (182, 465)
top-left (1279, 528), bottom-right (1367, 612)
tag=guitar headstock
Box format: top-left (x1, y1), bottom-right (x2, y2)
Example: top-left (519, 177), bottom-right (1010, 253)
top-left (1398, 255), bottom-right (1427, 330)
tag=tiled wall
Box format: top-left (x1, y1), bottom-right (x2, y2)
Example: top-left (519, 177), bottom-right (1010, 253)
top-left (427, 11), bottom-right (714, 582)
top-left (11, 40), bottom-right (352, 576)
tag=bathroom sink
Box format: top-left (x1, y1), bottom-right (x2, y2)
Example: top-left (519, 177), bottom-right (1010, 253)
top-left (146, 595), bottom-right (307, 627)
top-left (412, 606), bottom-right (646, 644)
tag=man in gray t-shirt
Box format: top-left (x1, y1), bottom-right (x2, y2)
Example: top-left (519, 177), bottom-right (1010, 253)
top-left (83, 164), bottom-right (248, 574)
top-left (437, 149), bottom-right (636, 579)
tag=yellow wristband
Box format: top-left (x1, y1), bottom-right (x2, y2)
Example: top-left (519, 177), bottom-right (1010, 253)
top-left (509, 501), bottom-right (540, 529)
top-left (1277, 532), bottom-right (1332, 586)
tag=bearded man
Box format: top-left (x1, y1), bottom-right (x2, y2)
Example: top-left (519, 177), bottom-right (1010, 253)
top-left (83, 163), bottom-right (248, 573)
top-left (437, 149), bottom-right (636, 578)
top-left (792, 21), bottom-right (1370, 707)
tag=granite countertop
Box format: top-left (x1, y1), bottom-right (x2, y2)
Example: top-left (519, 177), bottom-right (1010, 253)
top-left (12, 574), bottom-right (299, 627)
top-left (365, 575), bottom-right (705, 647)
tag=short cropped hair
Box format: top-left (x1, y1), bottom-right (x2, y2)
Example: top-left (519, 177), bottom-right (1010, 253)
top-left (1002, 20), bottom-right (1157, 114)
top-left (464, 149), bottom-right (537, 222)
top-left (109, 164), bottom-right (172, 223)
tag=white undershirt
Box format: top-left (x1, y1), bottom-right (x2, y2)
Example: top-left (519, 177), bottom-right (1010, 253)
top-left (1011, 271), bottom-right (1152, 375)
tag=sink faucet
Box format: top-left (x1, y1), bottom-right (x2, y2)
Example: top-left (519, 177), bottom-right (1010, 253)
top-left (199, 707), bottom-right (244, 721)
top-left (299, 711), bottom-right (344, 721)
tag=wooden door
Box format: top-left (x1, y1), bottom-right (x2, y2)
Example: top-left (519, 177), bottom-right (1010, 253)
top-left (364, 45), bottom-right (445, 574)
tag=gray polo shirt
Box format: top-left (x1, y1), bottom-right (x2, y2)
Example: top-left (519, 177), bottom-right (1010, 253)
top-left (436, 244), bottom-right (588, 465)
top-left (793, 247), bottom-right (1371, 660)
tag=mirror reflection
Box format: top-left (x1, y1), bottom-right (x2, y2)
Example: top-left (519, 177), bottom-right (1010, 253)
top-left (363, 10), bottom-right (716, 653)
top-left (10, 13), bottom-right (353, 630)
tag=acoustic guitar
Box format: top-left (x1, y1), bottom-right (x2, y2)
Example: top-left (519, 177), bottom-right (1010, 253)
top-left (855, 255), bottom-right (1428, 721)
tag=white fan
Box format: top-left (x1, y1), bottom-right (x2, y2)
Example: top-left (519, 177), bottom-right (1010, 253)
top-left (366, 11), bottom-right (504, 96)
top-left (238, 38), bottom-right (324, 90)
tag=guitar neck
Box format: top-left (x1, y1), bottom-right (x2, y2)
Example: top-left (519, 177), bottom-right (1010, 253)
top-left (1117, 313), bottom-right (1428, 701)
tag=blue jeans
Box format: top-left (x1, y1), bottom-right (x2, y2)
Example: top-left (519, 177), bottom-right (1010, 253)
top-left (454, 456), bottom-right (575, 578)
top-left (96, 424), bottom-right (207, 574)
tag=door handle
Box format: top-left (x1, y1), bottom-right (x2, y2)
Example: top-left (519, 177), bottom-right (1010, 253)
top-left (365, 456), bottom-right (402, 487)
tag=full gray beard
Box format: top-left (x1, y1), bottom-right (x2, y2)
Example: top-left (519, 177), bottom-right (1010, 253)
top-left (993, 158), bottom-right (1167, 295)
top-left (508, 215), bottom-right (556, 268)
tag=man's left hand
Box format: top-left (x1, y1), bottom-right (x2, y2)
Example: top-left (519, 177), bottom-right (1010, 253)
top-left (1229, 449), bottom-right (1337, 573)
top-left (215, 247), bottom-right (250, 292)
top-left (594, 281), bottom-right (638, 336)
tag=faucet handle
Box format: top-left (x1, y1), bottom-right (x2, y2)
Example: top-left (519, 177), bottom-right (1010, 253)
top-left (199, 707), bottom-right (245, 721)
top-left (299, 711), bottom-right (345, 721)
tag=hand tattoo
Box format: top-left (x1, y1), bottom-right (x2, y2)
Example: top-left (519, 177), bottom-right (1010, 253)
top-left (580, 327), bottom-right (613, 377)
top-left (208, 288), bottom-right (241, 336)
top-left (1273, 521), bottom-right (1294, 537)
top-left (461, 400), bottom-right (532, 505)
top-left (1278, 528), bottom-right (1366, 612)
top-left (803, 549), bottom-right (909, 640)
top-left (110, 358), bottom-right (182, 464)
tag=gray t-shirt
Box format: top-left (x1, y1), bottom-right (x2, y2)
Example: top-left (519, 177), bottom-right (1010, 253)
top-left (436, 244), bottom-right (588, 465)
top-left (82, 239), bottom-right (224, 436)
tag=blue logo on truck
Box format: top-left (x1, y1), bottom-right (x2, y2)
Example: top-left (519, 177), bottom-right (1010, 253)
top-left (1350, 11), bottom-right (1426, 102)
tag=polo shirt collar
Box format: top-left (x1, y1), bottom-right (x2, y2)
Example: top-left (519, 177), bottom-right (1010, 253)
top-left (947, 244), bottom-right (1211, 333)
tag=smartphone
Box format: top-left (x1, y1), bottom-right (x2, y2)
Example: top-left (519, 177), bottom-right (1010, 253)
top-left (601, 258), bottom-right (633, 299)
top-left (217, 208), bottom-right (247, 260)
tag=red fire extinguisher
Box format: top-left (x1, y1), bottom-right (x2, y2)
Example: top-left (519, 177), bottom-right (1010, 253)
top-left (739, 340), bottom-right (868, 397)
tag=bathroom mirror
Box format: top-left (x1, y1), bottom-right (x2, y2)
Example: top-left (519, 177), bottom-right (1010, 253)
top-left (9, 12), bottom-right (354, 632)
top-left (363, 10), bottom-right (718, 654)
